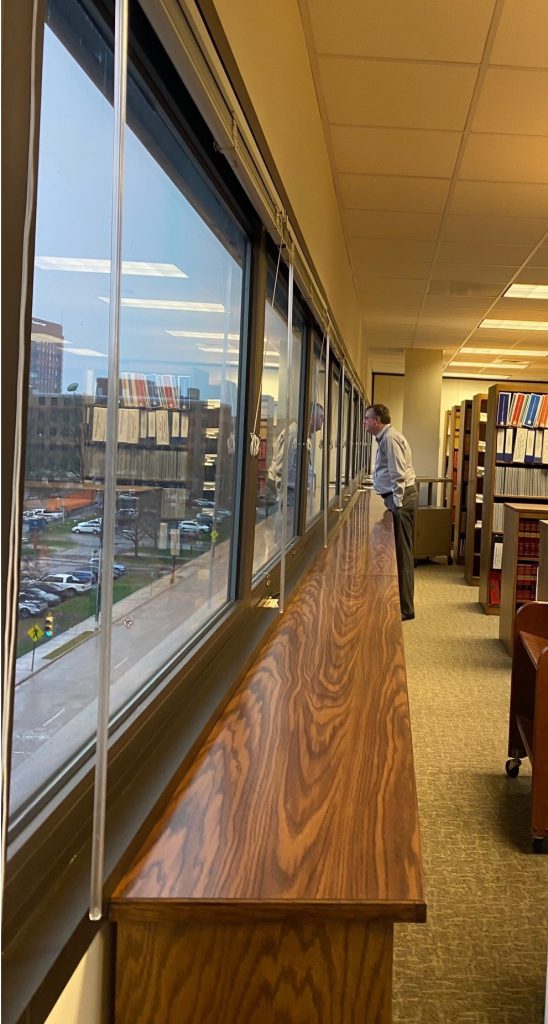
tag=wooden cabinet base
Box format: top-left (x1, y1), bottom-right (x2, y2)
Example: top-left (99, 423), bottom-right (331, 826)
top-left (114, 918), bottom-right (393, 1023)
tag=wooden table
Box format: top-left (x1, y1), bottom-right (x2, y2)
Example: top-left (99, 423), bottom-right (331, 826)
top-left (111, 491), bottom-right (426, 1022)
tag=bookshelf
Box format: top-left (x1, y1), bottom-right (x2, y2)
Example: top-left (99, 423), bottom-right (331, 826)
top-left (442, 408), bottom-right (452, 480)
top-left (499, 504), bottom-right (547, 654)
top-left (448, 405), bottom-right (461, 558)
top-left (464, 393), bottom-right (488, 585)
top-left (479, 383), bottom-right (548, 615)
top-left (454, 399), bottom-right (473, 564)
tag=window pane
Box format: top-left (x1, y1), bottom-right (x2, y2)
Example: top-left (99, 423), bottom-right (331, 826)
top-left (306, 332), bottom-right (326, 524)
top-left (329, 365), bottom-right (340, 503)
top-left (342, 385), bottom-right (350, 485)
top-left (102, 45), bottom-right (246, 703)
top-left (10, 0), bottom-right (247, 831)
top-left (253, 263), bottom-right (303, 577)
top-left (10, 7), bottom-right (114, 826)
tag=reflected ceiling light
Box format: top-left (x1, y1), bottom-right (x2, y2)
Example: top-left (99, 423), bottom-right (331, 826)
top-left (99, 297), bottom-right (224, 312)
top-left (462, 347), bottom-right (548, 357)
top-left (443, 372), bottom-right (510, 380)
top-left (197, 346), bottom-right (240, 354)
top-left (504, 283), bottom-right (548, 300)
top-left (166, 330), bottom-right (240, 340)
top-left (31, 331), bottom-right (64, 344)
top-left (450, 360), bottom-right (529, 369)
top-left (65, 347), bottom-right (106, 357)
top-left (480, 318), bottom-right (548, 331)
top-left (37, 257), bottom-right (188, 277)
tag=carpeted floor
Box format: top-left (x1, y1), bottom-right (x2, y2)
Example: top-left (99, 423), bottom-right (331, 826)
top-left (393, 560), bottom-right (548, 1024)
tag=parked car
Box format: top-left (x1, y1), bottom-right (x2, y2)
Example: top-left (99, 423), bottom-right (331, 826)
top-left (41, 510), bottom-right (64, 520)
top-left (72, 519), bottom-right (102, 535)
top-left (178, 520), bottom-right (211, 535)
top-left (89, 557), bottom-right (127, 578)
top-left (18, 595), bottom-right (48, 615)
top-left (192, 499), bottom-right (215, 509)
top-left (21, 585), bottom-right (61, 607)
top-left (18, 599), bottom-right (44, 619)
top-left (41, 573), bottom-right (93, 595)
top-left (70, 570), bottom-right (98, 586)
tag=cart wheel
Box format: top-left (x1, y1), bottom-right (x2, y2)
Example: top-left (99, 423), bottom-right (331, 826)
top-left (532, 837), bottom-right (545, 854)
top-left (505, 758), bottom-right (521, 778)
top-left (447, 556), bottom-right (453, 566)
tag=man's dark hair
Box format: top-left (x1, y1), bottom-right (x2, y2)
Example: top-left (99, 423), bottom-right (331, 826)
top-left (368, 403), bottom-right (391, 424)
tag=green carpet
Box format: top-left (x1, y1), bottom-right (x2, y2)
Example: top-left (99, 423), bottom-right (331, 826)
top-left (393, 560), bottom-right (548, 1024)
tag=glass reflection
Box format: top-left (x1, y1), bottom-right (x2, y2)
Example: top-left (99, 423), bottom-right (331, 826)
top-left (306, 333), bottom-right (326, 524)
top-left (253, 263), bottom-right (303, 577)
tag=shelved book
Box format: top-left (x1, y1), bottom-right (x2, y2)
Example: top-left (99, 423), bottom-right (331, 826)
top-left (97, 373), bottom-right (183, 409)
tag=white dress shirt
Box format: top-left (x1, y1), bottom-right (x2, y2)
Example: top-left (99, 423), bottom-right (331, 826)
top-left (373, 424), bottom-right (415, 508)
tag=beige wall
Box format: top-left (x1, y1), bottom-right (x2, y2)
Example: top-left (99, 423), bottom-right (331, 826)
top-left (44, 929), bottom-right (112, 1024)
top-left (372, 373), bottom-right (498, 471)
top-left (211, 0), bottom-right (363, 376)
top-left (403, 349), bottom-right (443, 478)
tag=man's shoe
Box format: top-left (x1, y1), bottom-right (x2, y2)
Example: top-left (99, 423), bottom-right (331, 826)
top-left (401, 612), bottom-right (415, 621)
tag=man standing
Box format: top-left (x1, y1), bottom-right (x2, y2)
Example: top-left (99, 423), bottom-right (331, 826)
top-left (364, 404), bottom-right (417, 621)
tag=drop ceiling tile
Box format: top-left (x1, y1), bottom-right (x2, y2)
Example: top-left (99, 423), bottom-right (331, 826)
top-left (353, 260), bottom-right (432, 280)
top-left (460, 134), bottom-right (548, 184)
top-left (527, 247), bottom-right (548, 268)
top-left (430, 263), bottom-right (511, 285)
top-left (318, 57), bottom-right (478, 131)
top-left (331, 125), bottom-right (461, 177)
top-left (437, 241), bottom-right (534, 265)
top-left (470, 326), bottom-right (548, 343)
top-left (450, 181), bottom-right (548, 219)
top-left (363, 327), bottom-right (416, 344)
top-left (338, 175), bottom-right (451, 214)
top-left (490, 0), bottom-right (548, 68)
top-left (472, 68), bottom-right (548, 135)
top-left (441, 215), bottom-right (548, 245)
top-left (349, 237), bottom-right (437, 262)
top-left (306, 0), bottom-right (496, 62)
top-left (343, 210), bottom-right (442, 240)
top-left (359, 278), bottom-right (427, 302)
top-left (513, 268), bottom-right (548, 285)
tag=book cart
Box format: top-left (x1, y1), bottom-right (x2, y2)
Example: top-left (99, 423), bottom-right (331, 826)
top-left (454, 398), bottom-right (473, 564)
top-left (478, 383), bottom-right (548, 615)
top-left (413, 477), bottom-right (453, 564)
top-left (464, 393), bottom-right (487, 585)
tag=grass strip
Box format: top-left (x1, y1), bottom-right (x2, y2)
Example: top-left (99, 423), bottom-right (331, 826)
top-left (42, 630), bottom-right (96, 660)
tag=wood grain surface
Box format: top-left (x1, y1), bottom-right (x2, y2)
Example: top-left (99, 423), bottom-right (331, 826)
top-left (115, 918), bottom-right (393, 1024)
top-left (112, 491), bottom-right (424, 923)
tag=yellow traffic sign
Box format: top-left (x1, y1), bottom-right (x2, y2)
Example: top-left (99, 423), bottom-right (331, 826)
top-left (27, 624), bottom-right (44, 642)
top-left (211, 529), bottom-right (219, 542)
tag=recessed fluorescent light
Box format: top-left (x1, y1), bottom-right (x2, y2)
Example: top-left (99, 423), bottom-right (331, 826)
top-left (462, 347), bottom-right (548, 357)
top-left (480, 318), bottom-right (548, 331)
top-left (450, 360), bottom-right (529, 370)
top-left (443, 373), bottom-right (510, 380)
top-left (37, 257), bottom-right (188, 277)
top-left (98, 297), bottom-right (224, 312)
top-left (504, 284), bottom-right (548, 300)
top-left (166, 330), bottom-right (239, 339)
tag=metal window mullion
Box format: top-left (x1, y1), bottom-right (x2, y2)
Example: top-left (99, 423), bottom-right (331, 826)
top-left (89, 0), bottom-right (128, 922)
top-left (279, 258), bottom-right (294, 614)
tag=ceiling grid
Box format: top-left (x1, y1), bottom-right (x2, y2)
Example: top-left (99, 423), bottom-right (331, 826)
top-left (298, 0), bottom-right (548, 382)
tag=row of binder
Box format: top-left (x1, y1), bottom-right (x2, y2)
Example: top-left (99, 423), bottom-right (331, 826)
top-left (496, 427), bottom-right (548, 464)
top-left (496, 391), bottom-right (548, 429)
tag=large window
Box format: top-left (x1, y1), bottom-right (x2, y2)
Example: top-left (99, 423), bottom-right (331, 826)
top-left (10, 0), bottom-right (247, 830)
